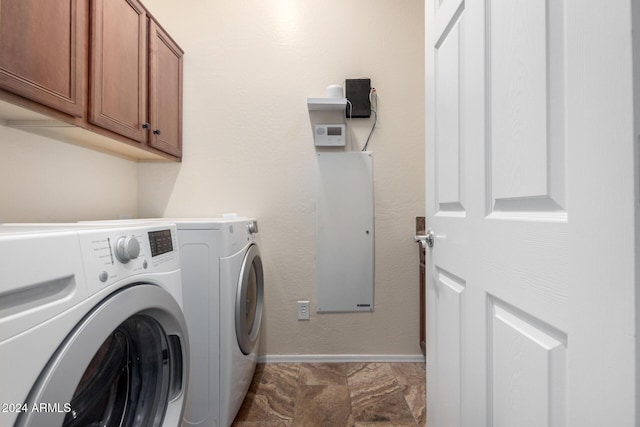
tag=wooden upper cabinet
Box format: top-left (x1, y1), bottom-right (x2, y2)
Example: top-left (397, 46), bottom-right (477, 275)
top-left (0, 0), bottom-right (183, 160)
top-left (90, 0), bottom-right (147, 144)
top-left (148, 19), bottom-right (183, 158)
top-left (0, 0), bottom-right (86, 117)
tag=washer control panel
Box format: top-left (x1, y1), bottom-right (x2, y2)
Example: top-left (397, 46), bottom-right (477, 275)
top-left (78, 224), bottom-right (179, 293)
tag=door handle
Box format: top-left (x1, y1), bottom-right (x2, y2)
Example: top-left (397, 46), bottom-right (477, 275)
top-left (414, 230), bottom-right (434, 249)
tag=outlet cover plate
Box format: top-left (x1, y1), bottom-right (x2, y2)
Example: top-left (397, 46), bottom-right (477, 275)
top-left (297, 300), bottom-right (310, 320)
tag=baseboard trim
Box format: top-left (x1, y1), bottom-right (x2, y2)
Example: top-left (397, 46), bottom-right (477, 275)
top-left (257, 354), bottom-right (426, 364)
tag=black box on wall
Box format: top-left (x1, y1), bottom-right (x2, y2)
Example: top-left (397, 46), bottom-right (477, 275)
top-left (345, 78), bottom-right (371, 118)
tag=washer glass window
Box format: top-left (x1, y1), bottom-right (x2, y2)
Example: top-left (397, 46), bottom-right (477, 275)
top-left (245, 267), bottom-right (258, 335)
top-left (235, 245), bottom-right (264, 355)
top-left (64, 315), bottom-right (170, 427)
top-left (16, 285), bottom-right (187, 427)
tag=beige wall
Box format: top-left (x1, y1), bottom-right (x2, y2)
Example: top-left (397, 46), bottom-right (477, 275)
top-left (0, 0), bottom-right (425, 357)
top-left (0, 125), bottom-right (138, 223)
top-left (141, 0), bottom-right (425, 356)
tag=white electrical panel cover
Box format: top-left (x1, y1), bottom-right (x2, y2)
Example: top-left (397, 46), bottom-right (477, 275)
top-left (316, 152), bottom-right (374, 312)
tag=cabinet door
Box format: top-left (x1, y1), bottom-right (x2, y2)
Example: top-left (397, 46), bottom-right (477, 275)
top-left (0, 0), bottom-right (86, 117)
top-left (148, 20), bottom-right (183, 158)
top-left (90, 0), bottom-right (147, 143)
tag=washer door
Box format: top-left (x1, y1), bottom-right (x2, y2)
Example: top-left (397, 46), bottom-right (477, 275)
top-left (16, 284), bottom-right (189, 427)
top-left (235, 244), bottom-right (264, 355)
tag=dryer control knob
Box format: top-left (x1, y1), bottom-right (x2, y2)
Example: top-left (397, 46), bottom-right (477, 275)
top-left (247, 221), bottom-right (258, 234)
top-left (115, 235), bottom-right (140, 263)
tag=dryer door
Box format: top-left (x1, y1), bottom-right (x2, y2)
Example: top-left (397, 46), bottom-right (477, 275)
top-left (16, 284), bottom-right (189, 427)
top-left (235, 244), bottom-right (264, 355)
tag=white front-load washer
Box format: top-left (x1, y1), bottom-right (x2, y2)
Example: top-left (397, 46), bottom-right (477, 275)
top-left (158, 217), bottom-right (263, 427)
top-left (217, 217), bottom-right (263, 427)
top-left (81, 216), bottom-right (264, 427)
top-left (0, 222), bottom-right (189, 427)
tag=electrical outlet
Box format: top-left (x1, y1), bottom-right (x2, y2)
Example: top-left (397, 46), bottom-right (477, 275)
top-left (297, 300), bottom-right (310, 320)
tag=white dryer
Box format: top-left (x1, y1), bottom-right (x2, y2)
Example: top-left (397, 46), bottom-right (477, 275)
top-left (166, 217), bottom-right (263, 427)
top-left (0, 223), bottom-right (189, 427)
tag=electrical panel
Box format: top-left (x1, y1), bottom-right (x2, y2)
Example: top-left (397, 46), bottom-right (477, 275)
top-left (316, 152), bottom-right (374, 312)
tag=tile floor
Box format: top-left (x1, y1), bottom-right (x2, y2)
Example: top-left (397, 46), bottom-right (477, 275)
top-left (232, 362), bottom-right (426, 427)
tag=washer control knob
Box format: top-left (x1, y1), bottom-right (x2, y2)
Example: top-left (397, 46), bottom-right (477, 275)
top-left (99, 271), bottom-right (109, 283)
top-left (115, 235), bottom-right (140, 263)
top-left (247, 221), bottom-right (258, 234)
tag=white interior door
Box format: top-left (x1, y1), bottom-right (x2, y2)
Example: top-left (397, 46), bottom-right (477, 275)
top-left (424, 0), bottom-right (638, 426)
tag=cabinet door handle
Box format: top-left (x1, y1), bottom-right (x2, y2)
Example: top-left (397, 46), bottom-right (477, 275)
top-left (142, 123), bottom-right (150, 129)
top-left (153, 129), bottom-right (161, 135)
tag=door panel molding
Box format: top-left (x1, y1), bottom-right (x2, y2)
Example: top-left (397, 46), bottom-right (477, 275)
top-left (435, 9), bottom-right (466, 217)
top-left (433, 267), bottom-right (466, 427)
top-left (485, 0), bottom-right (567, 221)
top-left (435, 0), bottom-right (465, 46)
top-left (487, 296), bottom-right (567, 427)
